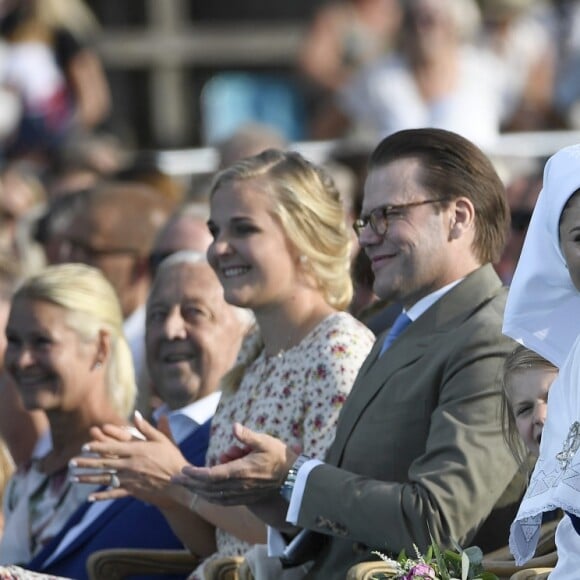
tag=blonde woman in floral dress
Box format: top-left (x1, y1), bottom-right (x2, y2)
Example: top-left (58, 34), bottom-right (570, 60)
top-left (184, 149), bottom-right (374, 577)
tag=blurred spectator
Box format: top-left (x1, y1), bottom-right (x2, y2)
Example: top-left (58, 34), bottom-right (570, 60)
top-left (316, 0), bottom-right (504, 149)
top-left (0, 161), bottom-right (46, 276)
top-left (0, 42), bottom-right (20, 145)
top-left (478, 0), bottom-right (559, 131)
top-left (216, 122), bottom-right (288, 170)
top-left (0, 0), bottom-right (111, 160)
top-left (298, 0), bottom-right (402, 93)
top-left (64, 182), bottom-right (174, 413)
top-left (495, 162), bottom-right (544, 284)
top-left (547, 0), bottom-right (580, 127)
top-left (0, 163), bottom-right (43, 254)
top-left (298, 0), bottom-right (402, 134)
top-left (0, 254), bottom-right (48, 542)
top-left (32, 0), bottom-right (111, 130)
top-left (114, 153), bottom-right (186, 206)
top-left (43, 133), bottom-right (127, 199)
top-left (148, 203), bottom-right (212, 279)
top-left (189, 122), bottom-right (289, 204)
top-left (33, 192), bottom-right (82, 265)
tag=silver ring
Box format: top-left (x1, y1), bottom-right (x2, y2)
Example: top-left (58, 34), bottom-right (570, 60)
top-left (110, 473), bottom-right (121, 489)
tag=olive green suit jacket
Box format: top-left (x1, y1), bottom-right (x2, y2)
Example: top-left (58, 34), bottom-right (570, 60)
top-left (296, 265), bottom-right (522, 579)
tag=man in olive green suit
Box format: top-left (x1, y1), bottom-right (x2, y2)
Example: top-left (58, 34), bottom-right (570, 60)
top-left (177, 129), bottom-right (522, 579)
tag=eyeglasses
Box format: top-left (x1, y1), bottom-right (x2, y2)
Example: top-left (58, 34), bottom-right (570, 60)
top-left (353, 198), bottom-right (450, 238)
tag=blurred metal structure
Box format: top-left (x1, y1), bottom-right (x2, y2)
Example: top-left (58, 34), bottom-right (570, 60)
top-left (88, 0), bottom-right (311, 148)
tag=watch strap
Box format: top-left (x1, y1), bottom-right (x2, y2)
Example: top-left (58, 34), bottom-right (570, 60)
top-left (280, 454), bottom-right (310, 502)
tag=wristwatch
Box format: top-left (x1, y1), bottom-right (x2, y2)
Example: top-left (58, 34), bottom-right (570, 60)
top-left (280, 454), bottom-right (310, 502)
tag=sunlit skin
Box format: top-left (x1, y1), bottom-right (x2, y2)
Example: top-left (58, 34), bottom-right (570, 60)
top-left (559, 191), bottom-right (580, 291)
top-left (359, 158), bottom-right (478, 309)
top-left (4, 298), bottom-right (102, 414)
top-left (146, 262), bottom-right (245, 410)
top-left (0, 295), bottom-right (50, 467)
top-left (207, 179), bottom-right (302, 314)
top-left (3, 294), bottom-right (125, 478)
top-left (507, 367), bottom-right (557, 457)
top-left (207, 177), bottom-right (335, 359)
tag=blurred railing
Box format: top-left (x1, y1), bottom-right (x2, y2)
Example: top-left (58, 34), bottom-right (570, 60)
top-left (156, 130), bottom-right (580, 178)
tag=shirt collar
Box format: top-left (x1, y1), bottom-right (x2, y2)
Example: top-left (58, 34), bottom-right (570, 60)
top-left (405, 278), bottom-right (464, 321)
top-left (153, 391), bottom-right (221, 444)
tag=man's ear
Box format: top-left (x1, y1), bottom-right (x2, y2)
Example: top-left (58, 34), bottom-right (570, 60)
top-left (448, 197), bottom-right (475, 240)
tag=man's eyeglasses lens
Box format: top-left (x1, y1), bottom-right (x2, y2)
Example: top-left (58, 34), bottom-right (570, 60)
top-left (353, 198), bottom-right (449, 237)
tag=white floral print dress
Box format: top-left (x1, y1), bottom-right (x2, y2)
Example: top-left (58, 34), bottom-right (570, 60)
top-left (192, 311), bottom-right (375, 578)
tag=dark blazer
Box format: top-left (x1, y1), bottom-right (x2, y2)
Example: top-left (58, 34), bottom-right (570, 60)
top-left (294, 265), bottom-right (523, 579)
top-left (27, 419), bottom-right (212, 580)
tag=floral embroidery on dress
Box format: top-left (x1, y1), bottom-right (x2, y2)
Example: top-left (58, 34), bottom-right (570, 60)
top-left (556, 421), bottom-right (580, 471)
top-left (192, 312), bottom-right (374, 578)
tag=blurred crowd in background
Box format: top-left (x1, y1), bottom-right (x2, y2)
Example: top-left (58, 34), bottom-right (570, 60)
top-left (0, 0), bottom-right (577, 537)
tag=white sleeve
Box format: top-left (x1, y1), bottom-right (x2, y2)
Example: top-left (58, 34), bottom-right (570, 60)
top-left (267, 458), bottom-right (323, 556)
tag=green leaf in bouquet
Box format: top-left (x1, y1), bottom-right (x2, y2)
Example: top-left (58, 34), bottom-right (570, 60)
top-left (443, 549), bottom-right (462, 563)
top-left (478, 572), bottom-right (500, 580)
top-left (432, 539), bottom-right (450, 577)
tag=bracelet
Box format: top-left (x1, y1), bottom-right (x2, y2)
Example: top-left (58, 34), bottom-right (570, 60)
top-left (279, 454), bottom-right (310, 502)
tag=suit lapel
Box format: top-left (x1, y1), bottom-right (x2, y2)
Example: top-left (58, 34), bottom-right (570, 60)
top-left (180, 418), bottom-right (211, 466)
top-left (63, 498), bottom-right (132, 556)
top-left (328, 326), bottom-right (428, 464)
top-left (328, 265), bottom-right (503, 465)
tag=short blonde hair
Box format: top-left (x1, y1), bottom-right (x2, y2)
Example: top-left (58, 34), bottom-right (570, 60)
top-left (210, 149), bottom-right (353, 311)
top-left (14, 264), bottom-right (136, 417)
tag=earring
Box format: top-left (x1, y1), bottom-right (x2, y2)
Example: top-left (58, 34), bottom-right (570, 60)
top-left (94, 361), bottom-right (103, 370)
top-left (299, 255), bottom-right (308, 265)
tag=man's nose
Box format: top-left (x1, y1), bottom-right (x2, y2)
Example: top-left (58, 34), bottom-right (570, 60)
top-left (163, 307), bottom-right (187, 339)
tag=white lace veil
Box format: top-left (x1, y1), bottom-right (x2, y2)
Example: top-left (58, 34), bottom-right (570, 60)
top-left (503, 144), bottom-right (580, 564)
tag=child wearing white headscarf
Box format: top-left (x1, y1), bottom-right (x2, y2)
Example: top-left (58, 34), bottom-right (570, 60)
top-left (503, 143), bottom-right (580, 578)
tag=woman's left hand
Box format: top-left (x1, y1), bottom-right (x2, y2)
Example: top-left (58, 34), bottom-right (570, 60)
top-left (70, 411), bottom-right (192, 507)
